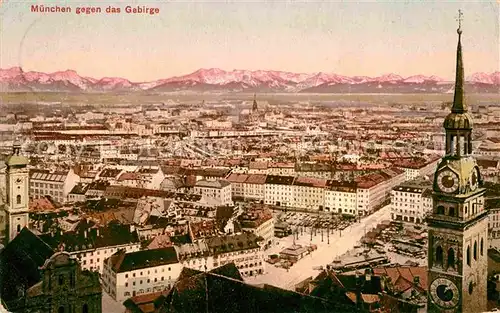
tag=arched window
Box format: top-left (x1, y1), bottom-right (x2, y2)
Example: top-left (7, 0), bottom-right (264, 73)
top-left (16, 225), bottom-right (21, 233)
top-left (437, 206), bottom-right (445, 215)
top-left (16, 195), bottom-right (21, 205)
top-left (449, 207), bottom-right (455, 217)
top-left (447, 248), bottom-right (455, 268)
top-left (474, 241), bottom-right (478, 260)
top-left (436, 246), bottom-right (443, 266)
top-left (58, 306), bottom-right (65, 313)
top-left (467, 246), bottom-right (471, 266)
top-left (481, 238), bottom-right (484, 256)
top-left (58, 275), bottom-right (64, 286)
top-left (82, 304), bottom-right (88, 313)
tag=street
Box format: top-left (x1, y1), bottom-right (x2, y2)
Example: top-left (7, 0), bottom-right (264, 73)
top-left (245, 204), bottom-right (392, 290)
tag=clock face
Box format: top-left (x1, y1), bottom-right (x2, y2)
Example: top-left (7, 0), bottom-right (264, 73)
top-left (437, 170), bottom-right (458, 193)
top-left (430, 278), bottom-right (460, 309)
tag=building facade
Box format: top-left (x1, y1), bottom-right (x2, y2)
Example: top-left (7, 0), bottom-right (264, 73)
top-left (391, 179), bottom-right (433, 224)
top-left (21, 252), bottom-right (102, 313)
top-left (102, 247), bottom-right (182, 303)
top-left (29, 168), bottom-right (80, 204)
top-left (2, 143), bottom-right (30, 245)
top-left (194, 179), bottom-right (233, 206)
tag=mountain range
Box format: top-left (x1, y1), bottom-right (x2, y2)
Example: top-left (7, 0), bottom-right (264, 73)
top-left (1, 67), bottom-right (499, 94)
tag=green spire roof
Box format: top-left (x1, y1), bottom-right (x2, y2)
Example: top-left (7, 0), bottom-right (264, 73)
top-left (451, 21), bottom-right (466, 113)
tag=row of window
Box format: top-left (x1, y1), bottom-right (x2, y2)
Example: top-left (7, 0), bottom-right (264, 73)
top-left (124, 267), bottom-right (172, 278)
top-left (124, 276), bottom-right (172, 287)
top-left (434, 238), bottom-right (484, 268)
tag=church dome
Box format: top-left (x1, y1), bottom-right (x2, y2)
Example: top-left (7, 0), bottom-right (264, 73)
top-left (443, 112), bottom-right (473, 130)
top-left (5, 154), bottom-right (28, 167)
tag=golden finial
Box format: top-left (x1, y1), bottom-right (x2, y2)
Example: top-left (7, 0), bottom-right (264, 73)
top-left (456, 9), bottom-right (463, 35)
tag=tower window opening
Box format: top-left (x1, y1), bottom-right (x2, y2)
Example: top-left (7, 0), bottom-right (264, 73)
top-left (467, 246), bottom-right (471, 266)
top-left (463, 135), bottom-right (468, 155)
top-left (435, 246), bottom-right (443, 266)
top-left (82, 303), bottom-right (88, 313)
top-left (16, 195), bottom-right (21, 205)
top-left (449, 207), bottom-right (455, 217)
top-left (58, 306), bottom-right (65, 313)
top-left (58, 275), bottom-right (63, 286)
top-left (437, 206), bottom-right (445, 215)
top-left (16, 224), bottom-right (21, 233)
top-left (447, 248), bottom-right (455, 268)
top-left (474, 241), bottom-right (477, 260)
top-left (481, 238), bottom-right (484, 256)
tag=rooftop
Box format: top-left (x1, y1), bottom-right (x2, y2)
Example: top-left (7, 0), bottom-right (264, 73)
top-left (109, 247), bottom-right (179, 273)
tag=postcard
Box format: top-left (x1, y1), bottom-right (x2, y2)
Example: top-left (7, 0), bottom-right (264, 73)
top-left (0, 1), bottom-right (499, 313)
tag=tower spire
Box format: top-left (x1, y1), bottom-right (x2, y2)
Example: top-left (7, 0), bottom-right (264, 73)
top-left (252, 93), bottom-right (258, 111)
top-left (452, 9), bottom-right (466, 113)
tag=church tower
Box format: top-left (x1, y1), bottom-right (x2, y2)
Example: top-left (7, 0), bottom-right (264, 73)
top-left (4, 141), bottom-right (30, 244)
top-left (427, 11), bottom-right (488, 313)
top-left (252, 93), bottom-right (258, 112)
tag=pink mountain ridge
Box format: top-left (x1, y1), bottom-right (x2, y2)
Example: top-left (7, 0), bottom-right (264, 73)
top-left (0, 66), bottom-right (499, 91)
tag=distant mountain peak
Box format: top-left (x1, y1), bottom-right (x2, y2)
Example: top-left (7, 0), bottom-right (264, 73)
top-left (0, 67), bottom-right (498, 93)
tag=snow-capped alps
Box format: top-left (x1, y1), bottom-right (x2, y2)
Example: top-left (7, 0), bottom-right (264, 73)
top-left (0, 67), bottom-right (498, 93)
top-left (467, 72), bottom-right (500, 85)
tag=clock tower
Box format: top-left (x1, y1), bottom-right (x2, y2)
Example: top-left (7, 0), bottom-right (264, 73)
top-left (427, 11), bottom-right (488, 313)
top-left (3, 141), bottom-right (30, 245)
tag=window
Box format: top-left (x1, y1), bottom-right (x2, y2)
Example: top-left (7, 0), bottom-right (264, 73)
top-left (481, 238), bottom-right (484, 256)
top-left (82, 304), bottom-right (89, 313)
top-left (447, 248), bottom-right (455, 268)
top-left (16, 224), bottom-right (21, 233)
top-left (58, 306), bottom-right (65, 313)
top-left (435, 246), bottom-right (443, 266)
top-left (467, 246), bottom-right (471, 266)
top-left (16, 195), bottom-right (21, 205)
top-left (437, 206), bottom-right (445, 215)
top-left (474, 241), bottom-right (477, 260)
top-left (449, 207), bottom-right (455, 217)
top-left (58, 275), bottom-right (64, 286)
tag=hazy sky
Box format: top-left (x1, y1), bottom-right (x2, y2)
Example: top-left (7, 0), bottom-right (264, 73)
top-left (0, 0), bottom-right (498, 82)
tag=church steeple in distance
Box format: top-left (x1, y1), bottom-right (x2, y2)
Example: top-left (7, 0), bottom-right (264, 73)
top-left (252, 93), bottom-right (258, 112)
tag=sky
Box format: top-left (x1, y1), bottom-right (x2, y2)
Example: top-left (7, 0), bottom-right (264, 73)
top-left (0, 0), bottom-right (498, 82)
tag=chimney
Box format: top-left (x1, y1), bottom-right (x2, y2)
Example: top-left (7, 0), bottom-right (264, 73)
top-left (365, 268), bottom-right (372, 281)
top-left (413, 276), bottom-right (420, 286)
